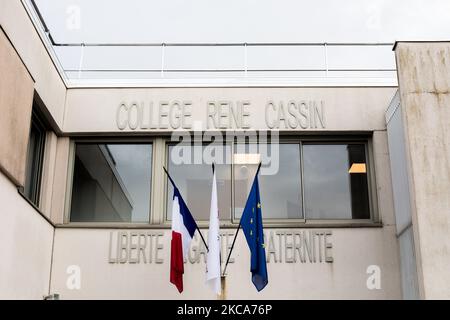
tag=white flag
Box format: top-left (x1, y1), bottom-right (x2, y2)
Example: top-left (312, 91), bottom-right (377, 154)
top-left (206, 167), bottom-right (221, 294)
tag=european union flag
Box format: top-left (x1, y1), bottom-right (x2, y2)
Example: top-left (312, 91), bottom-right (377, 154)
top-left (240, 172), bottom-right (268, 291)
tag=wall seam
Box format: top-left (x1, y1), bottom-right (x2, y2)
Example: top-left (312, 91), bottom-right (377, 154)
top-left (47, 226), bottom-right (56, 298)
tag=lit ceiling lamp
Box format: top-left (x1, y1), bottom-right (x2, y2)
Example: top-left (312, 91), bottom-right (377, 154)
top-left (349, 163), bottom-right (366, 173)
top-left (234, 153), bottom-right (261, 165)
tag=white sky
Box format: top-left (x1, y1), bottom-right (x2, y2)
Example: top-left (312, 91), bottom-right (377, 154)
top-left (31, 0), bottom-right (450, 83)
top-left (36, 0), bottom-right (450, 43)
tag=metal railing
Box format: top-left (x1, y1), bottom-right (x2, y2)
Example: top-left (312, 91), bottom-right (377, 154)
top-left (27, 0), bottom-right (397, 86)
top-left (55, 42), bottom-right (396, 78)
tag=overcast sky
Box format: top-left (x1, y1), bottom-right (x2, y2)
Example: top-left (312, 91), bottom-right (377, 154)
top-left (32, 0), bottom-right (450, 82)
top-left (36, 0), bottom-right (450, 43)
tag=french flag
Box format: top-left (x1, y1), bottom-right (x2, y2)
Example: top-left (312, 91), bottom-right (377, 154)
top-left (170, 187), bottom-right (198, 293)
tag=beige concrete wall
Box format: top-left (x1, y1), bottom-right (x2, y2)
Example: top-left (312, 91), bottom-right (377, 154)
top-left (48, 124), bottom-right (401, 299)
top-left (0, 171), bottom-right (54, 299)
top-left (50, 227), bottom-right (401, 299)
top-left (395, 42), bottom-right (450, 299)
top-left (0, 3), bottom-right (59, 299)
top-left (0, 0), bottom-right (66, 128)
top-left (64, 87), bottom-right (396, 133)
top-left (0, 27), bottom-right (34, 187)
top-left (38, 134), bottom-right (71, 223)
top-left (373, 130), bottom-right (396, 227)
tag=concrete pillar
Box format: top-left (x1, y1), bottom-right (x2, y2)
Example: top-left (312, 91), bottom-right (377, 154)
top-left (394, 42), bottom-right (450, 299)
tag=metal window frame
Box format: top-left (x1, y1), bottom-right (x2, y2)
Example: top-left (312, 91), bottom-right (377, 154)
top-left (64, 137), bottom-right (155, 226)
top-left (300, 137), bottom-right (378, 224)
top-left (62, 134), bottom-right (380, 228)
top-left (163, 137), bottom-right (307, 227)
top-left (231, 139), bottom-right (306, 225)
top-left (163, 138), bottom-right (234, 228)
top-left (162, 134), bottom-right (379, 228)
top-left (22, 108), bottom-right (47, 207)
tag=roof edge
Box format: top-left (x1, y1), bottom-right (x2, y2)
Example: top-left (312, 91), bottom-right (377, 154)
top-left (393, 40), bottom-right (450, 51)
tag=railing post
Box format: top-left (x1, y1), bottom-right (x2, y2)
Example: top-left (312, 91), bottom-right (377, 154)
top-left (78, 43), bottom-right (85, 79)
top-left (161, 43), bottom-right (165, 78)
top-left (244, 43), bottom-right (248, 77)
top-left (324, 43), bottom-right (329, 77)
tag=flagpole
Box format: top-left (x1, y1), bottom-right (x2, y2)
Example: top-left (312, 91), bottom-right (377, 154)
top-left (163, 166), bottom-right (209, 252)
top-left (222, 162), bottom-right (262, 276)
top-left (212, 163), bottom-right (221, 266)
top-left (212, 162), bottom-right (225, 293)
top-left (222, 220), bottom-right (240, 276)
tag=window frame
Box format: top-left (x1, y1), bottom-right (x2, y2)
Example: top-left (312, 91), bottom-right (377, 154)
top-left (300, 137), bottom-right (378, 225)
top-left (63, 135), bottom-right (379, 228)
top-left (231, 138), bottom-right (306, 225)
top-left (163, 135), bottom-right (379, 228)
top-left (22, 108), bottom-right (46, 207)
top-left (164, 138), bottom-right (234, 228)
top-left (64, 137), bottom-right (156, 226)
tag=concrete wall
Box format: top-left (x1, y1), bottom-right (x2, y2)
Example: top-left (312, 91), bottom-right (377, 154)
top-left (49, 227), bottom-right (401, 299)
top-left (38, 135), bottom-right (71, 223)
top-left (0, 0), bottom-right (66, 129)
top-left (0, 171), bottom-right (54, 299)
top-left (48, 86), bottom-right (403, 299)
top-left (395, 42), bottom-right (450, 299)
top-left (0, 0), bottom-right (66, 299)
top-left (0, 27), bottom-right (34, 187)
top-left (386, 91), bottom-right (419, 299)
top-left (64, 87), bottom-right (396, 133)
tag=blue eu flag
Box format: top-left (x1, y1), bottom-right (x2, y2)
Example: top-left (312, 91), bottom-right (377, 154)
top-left (240, 172), bottom-right (268, 291)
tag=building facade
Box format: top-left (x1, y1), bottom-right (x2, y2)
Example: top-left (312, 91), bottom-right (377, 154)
top-left (0, 0), bottom-right (449, 299)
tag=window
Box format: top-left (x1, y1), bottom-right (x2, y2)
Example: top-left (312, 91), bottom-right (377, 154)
top-left (234, 143), bottom-right (303, 220)
top-left (165, 139), bottom-right (372, 224)
top-left (166, 144), bottom-right (232, 221)
top-left (70, 143), bottom-right (152, 222)
top-left (303, 143), bottom-right (370, 220)
top-left (67, 138), bottom-right (373, 224)
top-left (23, 109), bottom-right (46, 206)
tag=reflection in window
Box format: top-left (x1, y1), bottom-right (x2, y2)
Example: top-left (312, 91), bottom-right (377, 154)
top-left (234, 143), bottom-right (303, 220)
top-left (303, 144), bottom-right (370, 219)
top-left (23, 109), bottom-right (46, 206)
top-left (167, 144), bottom-right (231, 221)
top-left (70, 144), bottom-right (152, 222)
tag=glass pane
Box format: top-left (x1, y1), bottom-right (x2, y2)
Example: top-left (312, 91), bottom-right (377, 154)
top-left (234, 143), bottom-right (303, 220)
top-left (303, 144), bottom-right (370, 219)
top-left (24, 118), bottom-right (45, 206)
top-left (24, 124), bottom-right (38, 201)
top-left (167, 144), bottom-right (232, 221)
top-left (70, 144), bottom-right (152, 222)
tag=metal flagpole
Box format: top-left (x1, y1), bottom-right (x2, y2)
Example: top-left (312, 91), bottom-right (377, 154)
top-left (222, 220), bottom-right (240, 276)
top-left (211, 162), bottom-right (226, 299)
top-left (222, 162), bottom-right (262, 276)
top-left (163, 166), bottom-right (209, 252)
top-left (212, 163), bottom-right (220, 268)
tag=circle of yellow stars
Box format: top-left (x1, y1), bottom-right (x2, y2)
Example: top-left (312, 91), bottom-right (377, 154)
top-left (249, 203), bottom-right (265, 248)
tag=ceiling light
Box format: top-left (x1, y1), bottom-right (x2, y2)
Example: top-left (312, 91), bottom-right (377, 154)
top-left (349, 163), bottom-right (366, 173)
top-left (234, 154), bottom-right (261, 165)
